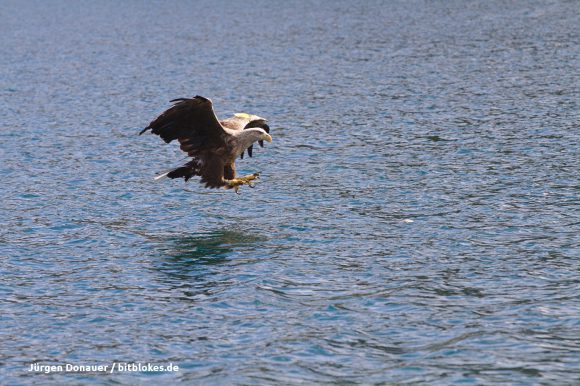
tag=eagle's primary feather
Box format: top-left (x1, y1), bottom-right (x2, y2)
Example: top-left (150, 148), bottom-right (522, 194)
top-left (140, 96), bottom-right (272, 191)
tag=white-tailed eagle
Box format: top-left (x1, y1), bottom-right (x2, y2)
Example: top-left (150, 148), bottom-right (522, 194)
top-left (140, 96), bottom-right (272, 193)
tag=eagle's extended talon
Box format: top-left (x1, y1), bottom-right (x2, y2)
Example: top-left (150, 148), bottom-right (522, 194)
top-left (240, 173), bottom-right (260, 184)
top-left (225, 173), bottom-right (261, 193)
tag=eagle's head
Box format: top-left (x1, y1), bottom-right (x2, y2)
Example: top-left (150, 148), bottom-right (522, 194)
top-left (259, 129), bottom-right (273, 143)
top-left (236, 127), bottom-right (272, 154)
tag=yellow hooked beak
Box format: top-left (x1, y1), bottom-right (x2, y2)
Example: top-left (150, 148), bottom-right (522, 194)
top-left (263, 134), bottom-right (273, 143)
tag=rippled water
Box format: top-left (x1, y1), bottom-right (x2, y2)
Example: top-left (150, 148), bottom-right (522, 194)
top-left (1, 0), bottom-right (578, 384)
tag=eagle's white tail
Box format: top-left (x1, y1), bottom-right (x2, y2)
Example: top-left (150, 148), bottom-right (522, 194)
top-left (152, 159), bottom-right (199, 182)
top-left (154, 171), bottom-right (170, 181)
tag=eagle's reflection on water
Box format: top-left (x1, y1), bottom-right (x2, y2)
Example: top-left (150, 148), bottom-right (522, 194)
top-left (164, 231), bottom-right (243, 261)
top-left (149, 229), bottom-right (267, 297)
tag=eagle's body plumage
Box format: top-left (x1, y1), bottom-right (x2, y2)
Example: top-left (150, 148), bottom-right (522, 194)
top-left (140, 96), bottom-right (271, 192)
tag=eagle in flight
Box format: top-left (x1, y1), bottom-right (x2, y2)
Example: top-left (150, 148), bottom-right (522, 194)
top-left (140, 96), bottom-right (272, 193)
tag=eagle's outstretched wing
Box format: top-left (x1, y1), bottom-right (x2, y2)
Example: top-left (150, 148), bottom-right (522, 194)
top-left (140, 96), bottom-right (230, 188)
top-left (140, 96), bottom-right (227, 153)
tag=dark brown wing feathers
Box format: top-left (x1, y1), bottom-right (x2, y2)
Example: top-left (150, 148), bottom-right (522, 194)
top-left (140, 96), bottom-right (226, 147)
top-left (141, 96), bottom-right (231, 188)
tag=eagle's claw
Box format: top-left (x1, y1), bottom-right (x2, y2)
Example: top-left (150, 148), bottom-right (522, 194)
top-left (226, 172), bottom-right (261, 193)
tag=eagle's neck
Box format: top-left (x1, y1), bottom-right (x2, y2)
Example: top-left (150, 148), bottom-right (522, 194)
top-left (232, 128), bottom-right (265, 156)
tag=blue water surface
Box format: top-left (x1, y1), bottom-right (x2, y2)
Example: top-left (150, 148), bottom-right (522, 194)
top-left (1, 0), bottom-right (578, 384)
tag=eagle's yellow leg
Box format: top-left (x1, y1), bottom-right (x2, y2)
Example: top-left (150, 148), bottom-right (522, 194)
top-left (225, 173), bottom-right (260, 194)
